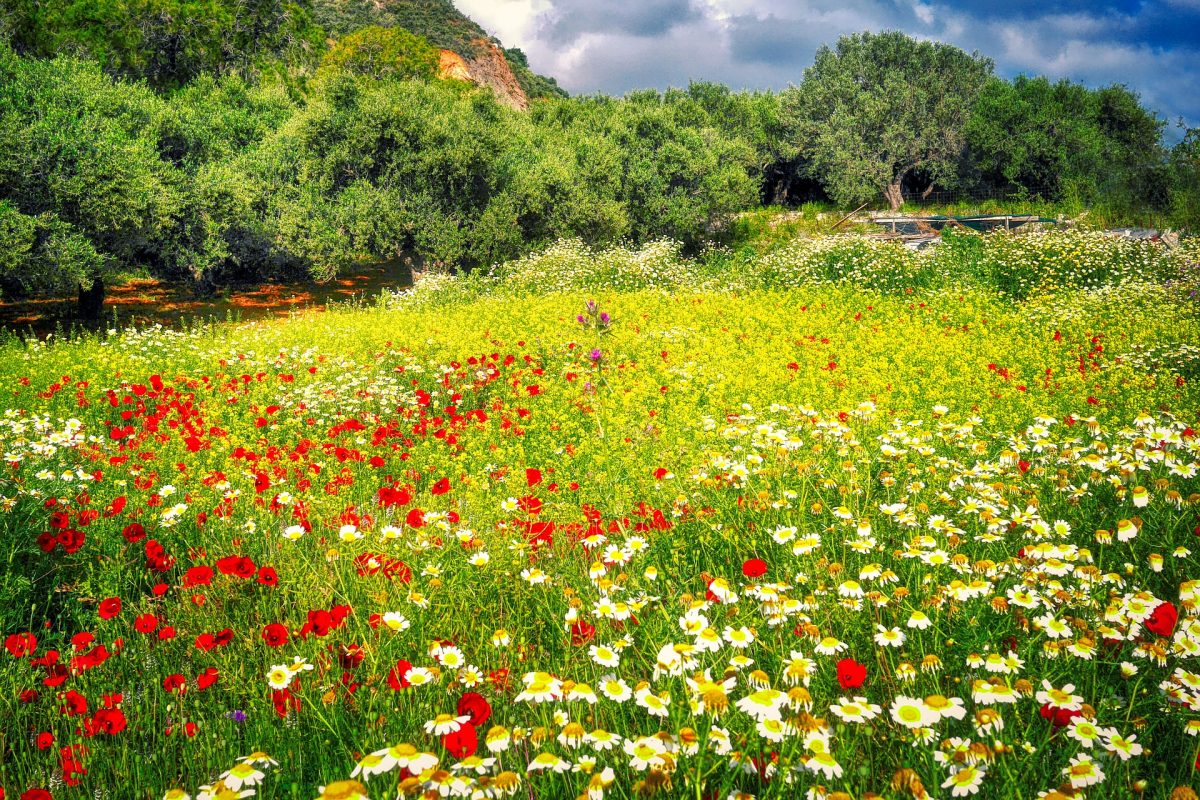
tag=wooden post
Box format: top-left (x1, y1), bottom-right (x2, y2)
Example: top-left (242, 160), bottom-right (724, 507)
top-left (830, 202), bottom-right (870, 231)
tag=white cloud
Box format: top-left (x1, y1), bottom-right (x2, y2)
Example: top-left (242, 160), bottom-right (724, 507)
top-left (452, 0), bottom-right (548, 48)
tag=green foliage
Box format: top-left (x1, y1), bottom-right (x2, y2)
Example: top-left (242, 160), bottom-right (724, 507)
top-left (784, 31), bottom-right (993, 210)
top-left (663, 83), bottom-right (800, 204)
top-left (1169, 127), bottom-right (1200, 230)
top-left (503, 46), bottom-right (567, 100)
top-left (249, 76), bottom-right (507, 273)
top-left (0, 45), bottom-right (305, 298)
top-left (312, 0), bottom-right (484, 48)
top-left (155, 74), bottom-right (296, 172)
top-left (3, 0), bottom-right (325, 89)
top-left (0, 47), bottom-right (178, 293)
top-left (390, 229), bottom-right (1197, 312)
top-left (0, 202), bottom-right (107, 295)
top-left (247, 76), bottom-right (758, 280)
top-left (319, 25), bottom-right (439, 82)
top-left (963, 76), bottom-right (1168, 214)
top-left (534, 91), bottom-right (759, 252)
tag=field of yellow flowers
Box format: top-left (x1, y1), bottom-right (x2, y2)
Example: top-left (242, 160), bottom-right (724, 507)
top-left (1, 232), bottom-right (1199, 800)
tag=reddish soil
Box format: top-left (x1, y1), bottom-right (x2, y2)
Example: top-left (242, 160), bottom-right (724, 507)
top-left (0, 261), bottom-right (412, 338)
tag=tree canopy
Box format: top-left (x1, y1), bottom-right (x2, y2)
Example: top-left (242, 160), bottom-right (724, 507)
top-left (319, 26), bottom-right (440, 82)
top-left (784, 31), bottom-right (993, 210)
top-left (2, 0), bottom-right (324, 89)
top-left (965, 76), bottom-right (1166, 208)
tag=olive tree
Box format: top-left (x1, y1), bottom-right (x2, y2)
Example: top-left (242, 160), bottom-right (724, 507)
top-left (784, 31), bottom-right (993, 210)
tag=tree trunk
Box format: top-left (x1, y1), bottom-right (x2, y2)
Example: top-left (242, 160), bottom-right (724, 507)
top-left (77, 276), bottom-right (105, 319)
top-left (769, 177), bottom-right (788, 207)
top-left (884, 180), bottom-right (904, 211)
top-left (921, 183), bottom-right (935, 200)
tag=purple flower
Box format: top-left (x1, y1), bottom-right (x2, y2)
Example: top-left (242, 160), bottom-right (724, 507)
top-left (599, 312), bottom-right (611, 325)
top-left (226, 709), bottom-right (247, 723)
top-left (577, 315), bottom-right (586, 325)
top-left (585, 300), bottom-right (598, 314)
top-left (589, 348), bottom-right (602, 362)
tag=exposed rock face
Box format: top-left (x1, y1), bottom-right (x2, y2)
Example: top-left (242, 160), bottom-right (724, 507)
top-left (438, 49), bottom-right (472, 82)
top-left (437, 39), bottom-right (528, 110)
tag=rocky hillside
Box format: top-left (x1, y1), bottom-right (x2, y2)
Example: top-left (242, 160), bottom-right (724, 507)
top-left (438, 41), bottom-right (529, 110)
top-left (312, 0), bottom-right (564, 107)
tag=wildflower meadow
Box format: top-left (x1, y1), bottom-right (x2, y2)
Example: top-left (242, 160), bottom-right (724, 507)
top-left (2, 232), bottom-right (1199, 800)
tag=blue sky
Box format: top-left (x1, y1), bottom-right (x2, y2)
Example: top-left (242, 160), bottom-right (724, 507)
top-left (454, 0), bottom-right (1200, 139)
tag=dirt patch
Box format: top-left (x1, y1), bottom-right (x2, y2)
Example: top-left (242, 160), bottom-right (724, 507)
top-left (0, 261), bottom-right (412, 338)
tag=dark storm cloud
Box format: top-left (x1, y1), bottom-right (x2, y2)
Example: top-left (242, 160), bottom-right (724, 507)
top-left (535, 0), bottom-right (702, 45)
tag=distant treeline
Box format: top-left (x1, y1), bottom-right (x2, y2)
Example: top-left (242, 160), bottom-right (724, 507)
top-left (0, 1), bottom-right (1197, 310)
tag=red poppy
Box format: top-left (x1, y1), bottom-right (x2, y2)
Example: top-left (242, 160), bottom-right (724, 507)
top-left (133, 614), bottom-right (158, 634)
top-left (196, 668), bottom-right (219, 691)
top-left (526, 520), bottom-right (554, 546)
top-left (216, 555), bottom-right (256, 579)
top-left (304, 609), bottom-right (334, 638)
top-left (457, 692), bottom-right (492, 727)
top-left (60, 690), bottom-right (88, 716)
top-left (103, 496), bottom-right (127, 518)
top-left (569, 620), bottom-right (595, 646)
top-left (98, 598), bottom-right (121, 620)
top-left (262, 623), bottom-right (289, 648)
top-left (60, 743), bottom-right (87, 786)
top-left (162, 674), bottom-right (186, 694)
top-left (175, 722), bottom-right (198, 737)
top-left (526, 467), bottom-right (542, 487)
top-left (256, 566), bottom-right (278, 587)
top-left (1144, 602), bottom-right (1178, 637)
top-left (742, 559), bottom-right (768, 578)
top-left (5, 632), bottom-right (37, 658)
top-left (377, 486), bottom-right (411, 508)
top-left (836, 658), bottom-right (867, 690)
top-left (272, 688), bottom-right (299, 718)
top-left (91, 707), bottom-right (127, 735)
top-left (518, 496), bottom-right (543, 515)
top-left (71, 645), bottom-right (111, 672)
top-left (338, 644), bottom-right (365, 669)
top-left (57, 528), bottom-right (85, 554)
top-left (443, 723), bottom-right (477, 758)
top-left (1039, 703), bottom-right (1081, 728)
top-left (184, 566), bottom-right (213, 587)
top-left (431, 478), bottom-right (451, 495)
